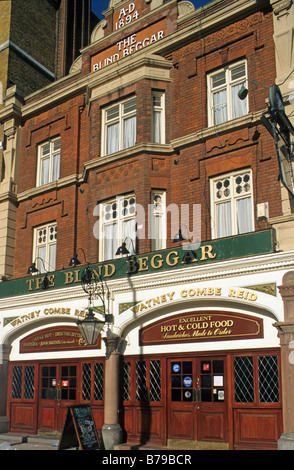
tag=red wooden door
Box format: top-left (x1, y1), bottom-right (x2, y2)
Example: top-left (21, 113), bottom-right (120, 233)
top-left (168, 359), bottom-right (197, 441)
top-left (196, 358), bottom-right (227, 444)
top-left (167, 357), bottom-right (227, 445)
top-left (38, 363), bottom-right (79, 432)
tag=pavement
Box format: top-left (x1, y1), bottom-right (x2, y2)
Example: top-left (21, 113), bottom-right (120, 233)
top-left (0, 433), bottom-right (59, 450)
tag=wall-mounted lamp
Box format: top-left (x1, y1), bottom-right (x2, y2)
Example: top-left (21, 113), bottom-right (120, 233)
top-left (173, 229), bottom-right (187, 243)
top-left (173, 225), bottom-right (191, 243)
top-left (69, 254), bottom-right (81, 267)
top-left (27, 262), bottom-right (39, 274)
top-left (240, 81), bottom-right (294, 196)
top-left (115, 237), bottom-right (136, 256)
top-left (238, 79), bottom-right (269, 101)
top-left (69, 248), bottom-right (88, 267)
top-left (27, 257), bottom-right (50, 289)
top-left (77, 266), bottom-right (112, 345)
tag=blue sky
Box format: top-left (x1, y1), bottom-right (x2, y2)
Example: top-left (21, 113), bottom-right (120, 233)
top-left (91, 0), bottom-right (211, 19)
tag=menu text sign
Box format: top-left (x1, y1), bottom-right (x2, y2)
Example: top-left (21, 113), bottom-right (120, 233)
top-left (139, 311), bottom-right (263, 345)
top-left (20, 326), bottom-right (101, 353)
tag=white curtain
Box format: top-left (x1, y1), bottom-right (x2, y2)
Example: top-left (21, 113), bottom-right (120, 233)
top-left (123, 116), bottom-right (136, 149)
top-left (150, 213), bottom-right (162, 250)
top-left (106, 122), bottom-right (119, 155)
top-left (232, 82), bottom-right (247, 119)
top-left (237, 197), bottom-right (253, 234)
top-left (40, 158), bottom-right (49, 185)
top-left (213, 89), bottom-right (227, 125)
top-left (123, 218), bottom-right (136, 254)
top-left (216, 201), bottom-right (232, 238)
top-left (104, 223), bottom-right (118, 260)
top-left (36, 246), bottom-right (46, 273)
top-left (49, 243), bottom-right (56, 271)
top-left (153, 110), bottom-right (161, 144)
top-left (52, 153), bottom-right (60, 182)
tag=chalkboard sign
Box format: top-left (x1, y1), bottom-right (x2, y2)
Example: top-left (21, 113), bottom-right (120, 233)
top-left (58, 405), bottom-right (103, 450)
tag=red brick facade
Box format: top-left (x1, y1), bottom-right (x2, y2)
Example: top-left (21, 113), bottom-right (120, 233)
top-left (14, 0), bottom-right (279, 278)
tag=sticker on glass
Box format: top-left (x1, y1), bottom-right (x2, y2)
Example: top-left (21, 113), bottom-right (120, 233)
top-left (183, 376), bottom-right (192, 387)
top-left (218, 390), bottom-right (225, 400)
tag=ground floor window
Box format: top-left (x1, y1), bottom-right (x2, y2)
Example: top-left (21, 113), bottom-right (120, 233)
top-left (123, 358), bottom-right (162, 403)
top-left (82, 362), bottom-right (104, 401)
top-left (12, 364), bottom-right (35, 400)
top-left (7, 349), bottom-right (282, 449)
top-left (234, 354), bottom-right (280, 403)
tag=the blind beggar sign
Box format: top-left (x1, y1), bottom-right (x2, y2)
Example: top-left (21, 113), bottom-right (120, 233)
top-left (91, 18), bottom-right (166, 72)
top-left (139, 311), bottom-right (263, 345)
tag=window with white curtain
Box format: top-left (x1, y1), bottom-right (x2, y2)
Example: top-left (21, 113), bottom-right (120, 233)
top-left (102, 97), bottom-right (136, 156)
top-left (99, 195), bottom-right (136, 261)
top-left (152, 92), bottom-right (165, 144)
top-left (37, 137), bottom-right (60, 187)
top-left (150, 190), bottom-right (166, 251)
top-left (33, 223), bottom-right (57, 272)
top-left (210, 170), bottom-right (254, 239)
top-left (207, 61), bottom-right (248, 126)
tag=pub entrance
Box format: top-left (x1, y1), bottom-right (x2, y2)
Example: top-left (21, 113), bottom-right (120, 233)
top-left (7, 358), bottom-right (105, 435)
top-left (38, 362), bottom-right (79, 433)
top-left (167, 356), bottom-right (227, 448)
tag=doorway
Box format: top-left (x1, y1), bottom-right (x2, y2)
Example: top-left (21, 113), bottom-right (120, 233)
top-left (167, 357), bottom-right (227, 446)
top-left (8, 359), bottom-right (105, 435)
top-left (38, 363), bottom-right (79, 433)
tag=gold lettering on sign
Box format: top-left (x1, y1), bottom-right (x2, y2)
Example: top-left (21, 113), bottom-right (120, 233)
top-left (180, 287), bottom-right (222, 297)
top-left (19, 326), bottom-right (100, 353)
top-left (150, 254), bottom-right (164, 269)
top-left (131, 292), bottom-right (175, 314)
top-left (64, 270), bottom-right (80, 285)
top-left (26, 274), bottom-right (55, 291)
top-left (166, 251), bottom-right (180, 266)
top-left (200, 245), bottom-right (217, 260)
top-left (140, 311), bottom-right (263, 345)
top-left (130, 286), bottom-right (258, 318)
top-left (228, 288), bottom-right (257, 301)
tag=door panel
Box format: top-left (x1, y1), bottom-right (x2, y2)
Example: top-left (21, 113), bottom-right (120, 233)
top-left (39, 363), bottom-right (78, 432)
top-left (168, 359), bottom-right (196, 441)
top-left (196, 359), bottom-right (226, 443)
top-left (39, 365), bottom-right (58, 431)
top-left (167, 357), bottom-right (227, 444)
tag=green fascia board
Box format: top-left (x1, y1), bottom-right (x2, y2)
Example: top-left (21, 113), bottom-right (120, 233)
top-left (0, 229), bottom-right (275, 299)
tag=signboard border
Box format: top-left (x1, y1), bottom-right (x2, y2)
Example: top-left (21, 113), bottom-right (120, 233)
top-left (139, 310), bottom-right (264, 345)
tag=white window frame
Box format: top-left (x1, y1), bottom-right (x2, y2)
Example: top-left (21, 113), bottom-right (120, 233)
top-left (99, 195), bottom-right (137, 261)
top-left (102, 97), bottom-right (137, 156)
top-left (33, 222), bottom-right (57, 272)
top-left (152, 92), bottom-right (165, 144)
top-left (210, 169), bottom-right (254, 239)
top-left (207, 61), bottom-right (248, 127)
top-left (150, 190), bottom-right (166, 251)
top-left (36, 137), bottom-right (60, 187)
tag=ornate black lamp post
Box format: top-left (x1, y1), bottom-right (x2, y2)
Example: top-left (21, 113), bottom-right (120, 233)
top-left (76, 266), bottom-right (112, 345)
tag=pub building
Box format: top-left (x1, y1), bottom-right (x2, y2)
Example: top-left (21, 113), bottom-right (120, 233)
top-left (0, 0), bottom-right (294, 451)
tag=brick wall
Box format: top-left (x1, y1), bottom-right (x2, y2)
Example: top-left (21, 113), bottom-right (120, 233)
top-left (13, 2), bottom-right (281, 278)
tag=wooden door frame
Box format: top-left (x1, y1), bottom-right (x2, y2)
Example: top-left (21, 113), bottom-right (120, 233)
top-left (38, 360), bottom-right (80, 433)
top-left (166, 354), bottom-right (229, 445)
